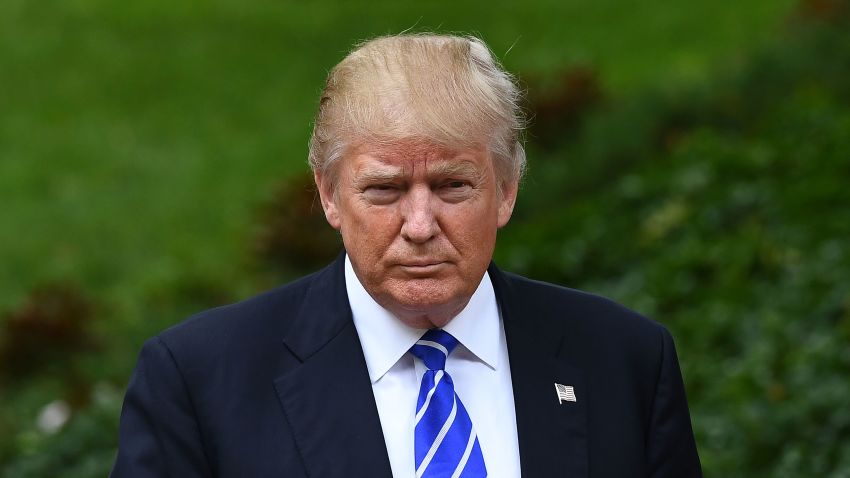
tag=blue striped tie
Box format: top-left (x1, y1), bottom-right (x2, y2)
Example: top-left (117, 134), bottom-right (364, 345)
top-left (410, 329), bottom-right (487, 478)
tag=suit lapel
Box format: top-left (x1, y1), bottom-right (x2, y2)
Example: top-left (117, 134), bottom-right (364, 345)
top-left (490, 264), bottom-right (589, 478)
top-left (274, 256), bottom-right (393, 478)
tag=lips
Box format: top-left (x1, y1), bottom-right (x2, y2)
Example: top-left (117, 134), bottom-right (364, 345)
top-left (395, 260), bottom-right (450, 275)
top-left (399, 260), bottom-right (445, 267)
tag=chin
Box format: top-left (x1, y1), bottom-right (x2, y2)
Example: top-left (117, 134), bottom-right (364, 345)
top-left (395, 280), bottom-right (456, 306)
top-left (382, 279), bottom-right (469, 326)
top-left (395, 314), bottom-right (452, 330)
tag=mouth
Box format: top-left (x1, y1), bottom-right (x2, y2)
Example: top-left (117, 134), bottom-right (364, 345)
top-left (397, 260), bottom-right (448, 274)
top-left (400, 260), bottom-right (444, 267)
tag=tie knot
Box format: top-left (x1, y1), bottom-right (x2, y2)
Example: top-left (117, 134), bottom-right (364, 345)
top-left (410, 329), bottom-right (459, 370)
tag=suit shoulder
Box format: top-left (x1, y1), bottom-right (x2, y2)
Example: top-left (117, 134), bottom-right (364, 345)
top-left (497, 270), bottom-right (674, 387)
top-left (499, 270), bottom-right (667, 342)
top-left (155, 266), bottom-right (327, 357)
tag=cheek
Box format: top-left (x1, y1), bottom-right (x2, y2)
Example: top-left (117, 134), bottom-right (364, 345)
top-left (440, 202), bottom-right (499, 246)
top-left (338, 205), bottom-right (400, 257)
top-left (356, 208), bottom-right (399, 237)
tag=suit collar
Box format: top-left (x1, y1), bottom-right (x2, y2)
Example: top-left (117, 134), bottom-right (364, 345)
top-left (280, 253), bottom-right (352, 361)
top-left (275, 253), bottom-right (394, 478)
top-left (489, 263), bottom-right (589, 478)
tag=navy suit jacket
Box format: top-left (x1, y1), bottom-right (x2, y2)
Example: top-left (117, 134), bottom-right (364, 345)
top-left (112, 255), bottom-right (702, 477)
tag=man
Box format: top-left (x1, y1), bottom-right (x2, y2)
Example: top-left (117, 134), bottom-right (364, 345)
top-left (112, 34), bottom-right (702, 477)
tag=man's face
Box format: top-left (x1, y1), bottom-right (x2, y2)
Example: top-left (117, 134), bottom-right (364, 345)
top-left (316, 139), bottom-right (518, 328)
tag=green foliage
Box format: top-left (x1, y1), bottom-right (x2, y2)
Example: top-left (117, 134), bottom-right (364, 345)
top-left (0, 386), bottom-right (122, 478)
top-left (497, 13), bottom-right (850, 477)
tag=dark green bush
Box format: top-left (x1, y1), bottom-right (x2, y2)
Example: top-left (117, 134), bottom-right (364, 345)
top-left (0, 385), bottom-right (122, 478)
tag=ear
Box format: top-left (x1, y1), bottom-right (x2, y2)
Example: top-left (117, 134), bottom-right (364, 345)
top-left (497, 179), bottom-right (519, 228)
top-left (314, 171), bottom-right (341, 230)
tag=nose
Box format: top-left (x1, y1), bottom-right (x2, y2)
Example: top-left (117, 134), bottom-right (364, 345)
top-left (400, 185), bottom-right (440, 243)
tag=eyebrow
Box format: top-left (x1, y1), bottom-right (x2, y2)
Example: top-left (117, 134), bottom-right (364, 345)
top-left (426, 160), bottom-right (481, 178)
top-left (354, 167), bottom-right (405, 184)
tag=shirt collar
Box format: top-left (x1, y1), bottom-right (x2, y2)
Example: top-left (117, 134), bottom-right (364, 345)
top-left (345, 255), bottom-right (500, 384)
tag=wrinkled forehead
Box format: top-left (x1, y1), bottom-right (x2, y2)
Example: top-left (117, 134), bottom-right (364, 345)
top-left (357, 138), bottom-right (486, 163)
top-left (345, 138), bottom-right (491, 177)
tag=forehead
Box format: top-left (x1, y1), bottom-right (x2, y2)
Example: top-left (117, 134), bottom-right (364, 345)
top-left (346, 139), bottom-right (490, 176)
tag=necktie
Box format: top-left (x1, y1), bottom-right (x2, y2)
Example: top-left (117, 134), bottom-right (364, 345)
top-left (410, 329), bottom-right (487, 478)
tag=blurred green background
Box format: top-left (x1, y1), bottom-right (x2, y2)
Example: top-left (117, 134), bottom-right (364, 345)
top-left (2, 0), bottom-right (849, 476)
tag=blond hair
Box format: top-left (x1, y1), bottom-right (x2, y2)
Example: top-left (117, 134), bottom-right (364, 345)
top-left (308, 33), bottom-right (526, 190)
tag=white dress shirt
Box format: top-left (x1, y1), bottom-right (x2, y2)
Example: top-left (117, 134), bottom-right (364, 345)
top-left (345, 255), bottom-right (521, 478)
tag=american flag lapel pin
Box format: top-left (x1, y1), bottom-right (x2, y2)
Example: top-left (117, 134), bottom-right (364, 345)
top-left (555, 383), bottom-right (577, 404)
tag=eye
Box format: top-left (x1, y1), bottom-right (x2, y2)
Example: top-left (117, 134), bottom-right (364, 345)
top-left (362, 184), bottom-right (401, 204)
top-left (439, 179), bottom-right (471, 189)
top-left (437, 180), bottom-right (473, 202)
